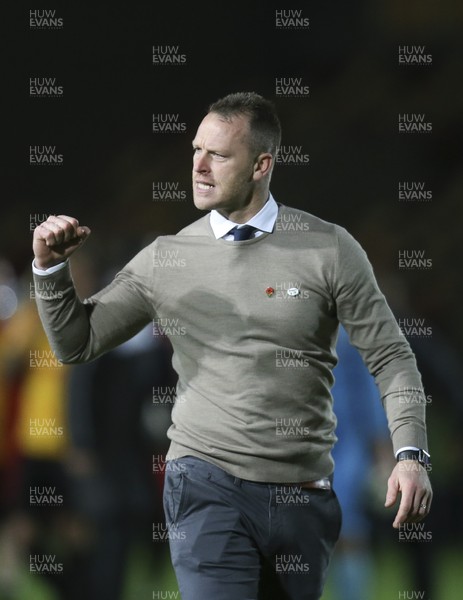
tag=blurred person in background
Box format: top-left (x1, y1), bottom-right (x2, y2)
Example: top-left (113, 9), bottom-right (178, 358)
top-left (328, 326), bottom-right (392, 600)
top-left (0, 285), bottom-right (77, 599)
top-left (0, 258), bottom-right (23, 599)
top-left (66, 321), bottom-right (175, 600)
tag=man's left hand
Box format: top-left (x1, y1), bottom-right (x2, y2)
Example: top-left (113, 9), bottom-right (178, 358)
top-left (384, 460), bottom-right (432, 529)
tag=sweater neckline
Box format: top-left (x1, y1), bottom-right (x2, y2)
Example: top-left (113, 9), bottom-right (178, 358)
top-left (205, 204), bottom-right (285, 246)
top-left (212, 228), bottom-right (273, 246)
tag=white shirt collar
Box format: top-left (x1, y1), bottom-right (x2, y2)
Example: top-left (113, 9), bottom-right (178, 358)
top-left (209, 194), bottom-right (278, 240)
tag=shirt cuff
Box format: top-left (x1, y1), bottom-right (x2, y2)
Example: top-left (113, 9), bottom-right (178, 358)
top-left (395, 446), bottom-right (421, 458)
top-left (32, 259), bottom-right (68, 276)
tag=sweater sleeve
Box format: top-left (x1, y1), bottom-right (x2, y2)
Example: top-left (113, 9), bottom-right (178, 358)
top-left (33, 244), bottom-right (155, 364)
top-left (332, 226), bottom-right (428, 454)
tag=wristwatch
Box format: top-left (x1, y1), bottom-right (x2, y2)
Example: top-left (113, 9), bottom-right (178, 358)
top-left (396, 449), bottom-right (431, 469)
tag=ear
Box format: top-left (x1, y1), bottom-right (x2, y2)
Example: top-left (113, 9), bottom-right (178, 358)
top-left (252, 153), bottom-right (273, 181)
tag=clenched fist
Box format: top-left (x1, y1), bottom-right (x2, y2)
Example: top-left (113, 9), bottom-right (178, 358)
top-left (33, 215), bottom-right (91, 270)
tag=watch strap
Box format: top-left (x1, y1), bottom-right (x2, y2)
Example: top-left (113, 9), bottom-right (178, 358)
top-left (396, 449), bottom-right (431, 466)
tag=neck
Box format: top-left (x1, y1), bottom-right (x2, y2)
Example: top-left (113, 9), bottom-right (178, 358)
top-left (218, 189), bottom-right (269, 224)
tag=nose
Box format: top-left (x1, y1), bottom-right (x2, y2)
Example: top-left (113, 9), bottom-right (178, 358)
top-left (193, 151), bottom-right (210, 173)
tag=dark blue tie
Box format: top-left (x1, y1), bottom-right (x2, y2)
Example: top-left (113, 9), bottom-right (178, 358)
top-left (231, 225), bottom-right (257, 241)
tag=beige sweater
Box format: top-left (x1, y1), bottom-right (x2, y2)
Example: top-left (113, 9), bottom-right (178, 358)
top-left (34, 204), bottom-right (428, 482)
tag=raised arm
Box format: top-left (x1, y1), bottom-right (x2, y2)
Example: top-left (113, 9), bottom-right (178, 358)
top-left (32, 215), bottom-right (154, 364)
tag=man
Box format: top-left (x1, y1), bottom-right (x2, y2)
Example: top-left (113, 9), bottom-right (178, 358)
top-left (32, 92), bottom-right (432, 600)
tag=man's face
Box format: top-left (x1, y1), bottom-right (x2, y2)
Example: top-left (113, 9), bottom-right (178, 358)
top-left (192, 112), bottom-right (258, 214)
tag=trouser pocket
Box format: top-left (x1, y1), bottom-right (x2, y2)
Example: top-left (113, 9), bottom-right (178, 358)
top-left (163, 467), bottom-right (188, 525)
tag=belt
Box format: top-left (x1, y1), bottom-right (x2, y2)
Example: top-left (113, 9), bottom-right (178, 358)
top-left (294, 477), bottom-right (331, 490)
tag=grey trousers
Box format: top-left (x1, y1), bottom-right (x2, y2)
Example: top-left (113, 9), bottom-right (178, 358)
top-left (163, 456), bottom-right (342, 600)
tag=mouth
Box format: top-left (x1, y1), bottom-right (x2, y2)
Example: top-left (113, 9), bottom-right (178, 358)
top-left (195, 181), bottom-right (215, 192)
